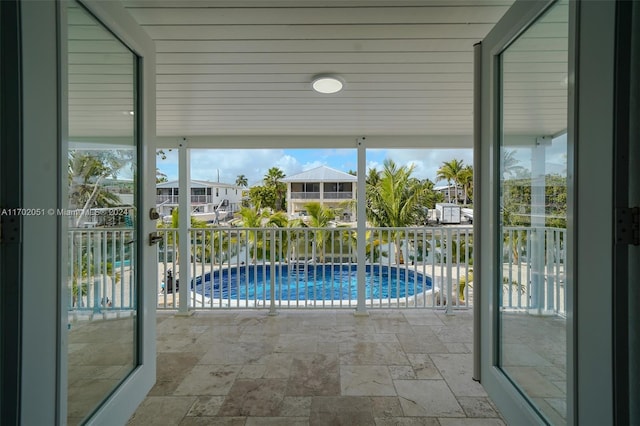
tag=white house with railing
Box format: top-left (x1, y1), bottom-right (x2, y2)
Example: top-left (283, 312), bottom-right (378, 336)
top-left (434, 184), bottom-right (465, 203)
top-left (282, 165), bottom-right (357, 220)
top-left (156, 180), bottom-right (242, 223)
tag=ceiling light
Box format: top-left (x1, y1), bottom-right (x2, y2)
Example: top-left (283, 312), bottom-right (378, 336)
top-left (311, 74), bottom-right (344, 94)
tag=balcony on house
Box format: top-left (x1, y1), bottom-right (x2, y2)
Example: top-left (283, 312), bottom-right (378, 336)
top-left (283, 166), bottom-right (357, 219)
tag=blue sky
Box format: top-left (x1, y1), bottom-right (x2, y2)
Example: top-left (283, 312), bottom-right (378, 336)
top-left (156, 148), bottom-right (475, 186)
top-left (156, 134), bottom-right (567, 186)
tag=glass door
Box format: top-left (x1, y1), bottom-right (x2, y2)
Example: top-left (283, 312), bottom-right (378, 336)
top-left (478, 1), bottom-right (572, 424)
top-left (498, 3), bottom-right (569, 424)
top-left (60, 1), bottom-right (156, 423)
top-left (65, 2), bottom-right (139, 423)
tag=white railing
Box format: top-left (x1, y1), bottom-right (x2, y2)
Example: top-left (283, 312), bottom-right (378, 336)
top-left (155, 226), bottom-right (475, 311)
top-left (67, 228), bottom-right (136, 317)
top-left (289, 192), bottom-right (321, 199)
top-left (65, 225), bottom-right (566, 317)
top-left (501, 226), bottom-right (566, 317)
top-left (156, 194), bottom-right (213, 204)
top-left (323, 191), bottom-right (353, 199)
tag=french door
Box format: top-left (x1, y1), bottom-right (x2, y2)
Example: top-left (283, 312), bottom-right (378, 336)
top-left (19, 1), bottom-right (157, 424)
top-left (478, 1), bottom-right (625, 425)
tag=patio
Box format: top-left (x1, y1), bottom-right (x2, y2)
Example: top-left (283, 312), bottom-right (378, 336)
top-left (127, 309), bottom-right (505, 425)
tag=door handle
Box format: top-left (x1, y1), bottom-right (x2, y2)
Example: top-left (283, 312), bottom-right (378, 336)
top-left (148, 232), bottom-right (163, 246)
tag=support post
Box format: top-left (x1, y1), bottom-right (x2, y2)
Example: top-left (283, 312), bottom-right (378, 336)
top-left (472, 40), bottom-right (482, 381)
top-left (268, 229), bottom-right (278, 316)
top-left (355, 137), bottom-right (368, 316)
top-left (530, 137), bottom-right (549, 314)
top-left (177, 138), bottom-right (192, 316)
top-left (445, 227), bottom-right (454, 315)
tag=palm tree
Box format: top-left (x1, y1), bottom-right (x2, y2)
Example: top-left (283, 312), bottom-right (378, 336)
top-left (459, 165), bottom-right (473, 205)
top-left (502, 150), bottom-right (525, 179)
top-left (366, 159), bottom-right (427, 264)
top-left (156, 208), bottom-right (209, 263)
top-left (235, 174), bottom-right (248, 187)
top-left (303, 201), bottom-right (337, 262)
top-left (68, 151), bottom-right (124, 227)
top-left (436, 159), bottom-right (465, 203)
top-left (236, 205), bottom-right (289, 262)
top-left (263, 167), bottom-right (287, 211)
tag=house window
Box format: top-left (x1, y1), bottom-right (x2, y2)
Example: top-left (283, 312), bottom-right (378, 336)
top-left (216, 188), bottom-right (219, 197)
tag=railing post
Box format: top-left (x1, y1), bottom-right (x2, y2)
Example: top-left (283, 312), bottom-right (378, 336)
top-left (177, 139), bottom-right (192, 316)
top-left (354, 137), bottom-right (368, 316)
top-left (268, 229), bottom-right (278, 316)
top-left (445, 227), bottom-right (453, 315)
top-left (93, 231), bottom-right (102, 314)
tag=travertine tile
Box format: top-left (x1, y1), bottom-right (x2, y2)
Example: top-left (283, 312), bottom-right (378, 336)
top-left (186, 396), bottom-right (226, 417)
top-left (395, 380), bottom-right (465, 417)
top-left (375, 418), bottom-right (440, 426)
top-left (430, 353), bottom-right (487, 397)
top-left (128, 310), bottom-right (520, 425)
top-left (173, 365), bottom-right (240, 396)
top-left (310, 396), bottom-right (375, 426)
top-left (340, 365), bottom-right (395, 396)
top-left (287, 353), bottom-right (340, 396)
top-left (457, 396), bottom-right (499, 418)
top-left (127, 396), bottom-right (197, 426)
top-left (218, 379), bottom-right (288, 416)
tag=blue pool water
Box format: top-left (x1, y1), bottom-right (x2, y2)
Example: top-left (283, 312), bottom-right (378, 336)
top-left (192, 264), bottom-right (432, 301)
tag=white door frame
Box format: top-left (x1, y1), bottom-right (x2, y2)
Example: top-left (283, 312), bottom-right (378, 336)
top-left (76, 1), bottom-right (158, 424)
top-left (20, 1), bottom-right (157, 423)
top-left (478, 1), bottom-right (619, 425)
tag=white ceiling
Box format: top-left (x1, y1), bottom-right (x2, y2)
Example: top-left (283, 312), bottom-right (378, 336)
top-left (69, 0), bottom-right (569, 140)
top-left (122, 0), bottom-right (517, 137)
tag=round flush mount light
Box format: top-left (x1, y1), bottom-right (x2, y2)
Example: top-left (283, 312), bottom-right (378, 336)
top-left (311, 74), bottom-right (344, 94)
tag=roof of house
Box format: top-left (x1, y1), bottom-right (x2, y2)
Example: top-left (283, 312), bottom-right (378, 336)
top-left (281, 165), bottom-right (357, 183)
top-left (157, 179), bottom-right (239, 189)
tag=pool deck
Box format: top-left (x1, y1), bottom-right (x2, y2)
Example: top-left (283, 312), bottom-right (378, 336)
top-left (128, 309), bottom-right (505, 425)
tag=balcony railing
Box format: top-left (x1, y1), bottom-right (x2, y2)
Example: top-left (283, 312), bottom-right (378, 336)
top-left (67, 228), bottom-right (136, 317)
top-left (66, 225), bottom-right (566, 317)
top-left (290, 192), bottom-right (320, 199)
top-left (290, 191), bottom-right (353, 200)
top-left (323, 191), bottom-right (353, 199)
top-left (156, 194), bottom-right (213, 204)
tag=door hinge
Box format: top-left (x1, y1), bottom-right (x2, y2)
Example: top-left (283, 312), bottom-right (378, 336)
top-left (0, 214), bottom-right (22, 244)
top-left (616, 207), bottom-right (640, 246)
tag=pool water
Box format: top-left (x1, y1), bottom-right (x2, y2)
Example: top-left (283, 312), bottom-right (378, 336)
top-left (193, 264), bottom-right (431, 301)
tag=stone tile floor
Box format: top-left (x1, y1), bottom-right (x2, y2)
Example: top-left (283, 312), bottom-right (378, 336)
top-left (128, 309), bottom-right (505, 425)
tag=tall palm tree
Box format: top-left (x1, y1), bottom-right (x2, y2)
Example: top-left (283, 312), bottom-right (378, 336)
top-left (436, 158), bottom-right (465, 203)
top-left (458, 165), bottom-right (473, 205)
top-left (502, 150), bottom-right (525, 179)
top-left (236, 205), bottom-right (288, 262)
top-left (68, 151), bottom-right (124, 227)
top-left (303, 201), bottom-right (337, 262)
top-left (235, 174), bottom-right (248, 187)
top-left (263, 167), bottom-right (287, 211)
top-left (366, 159), bottom-right (427, 264)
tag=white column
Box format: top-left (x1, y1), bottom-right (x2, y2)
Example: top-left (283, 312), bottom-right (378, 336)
top-left (355, 137), bottom-right (368, 315)
top-left (530, 136), bottom-right (549, 313)
top-left (178, 138), bottom-right (192, 315)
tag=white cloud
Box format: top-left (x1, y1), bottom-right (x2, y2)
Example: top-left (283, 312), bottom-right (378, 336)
top-left (157, 147), bottom-right (476, 186)
top-left (369, 149), bottom-right (473, 182)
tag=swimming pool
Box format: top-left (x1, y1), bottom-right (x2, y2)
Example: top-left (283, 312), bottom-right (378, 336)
top-left (192, 264), bottom-right (432, 301)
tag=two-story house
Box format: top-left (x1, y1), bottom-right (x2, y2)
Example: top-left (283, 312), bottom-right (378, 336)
top-left (282, 165), bottom-right (357, 221)
top-left (156, 180), bottom-right (242, 223)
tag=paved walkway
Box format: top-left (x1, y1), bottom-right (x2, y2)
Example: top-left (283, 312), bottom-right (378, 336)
top-left (128, 309), bottom-right (504, 425)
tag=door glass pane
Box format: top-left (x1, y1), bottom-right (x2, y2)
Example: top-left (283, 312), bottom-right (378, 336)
top-left (499, 1), bottom-right (568, 424)
top-left (66, 2), bottom-right (138, 423)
